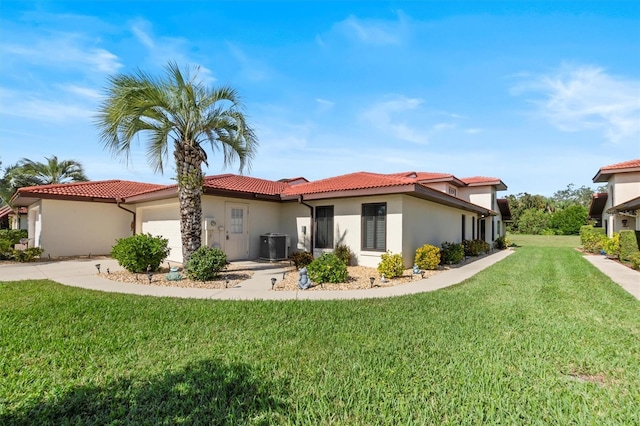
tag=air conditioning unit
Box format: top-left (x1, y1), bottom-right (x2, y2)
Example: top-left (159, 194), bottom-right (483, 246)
top-left (259, 233), bottom-right (289, 261)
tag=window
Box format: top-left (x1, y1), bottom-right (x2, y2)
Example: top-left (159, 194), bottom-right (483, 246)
top-left (449, 186), bottom-right (457, 196)
top-left (315, 206), bottom-right (334, 248)
top-left (461, 214), bottom-right (466, 240)
top-left (362, 203), bottom-right (386, 251)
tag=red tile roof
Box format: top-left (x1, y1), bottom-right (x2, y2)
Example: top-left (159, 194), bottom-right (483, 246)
top-left (16, 180), bottom-right (166, 200)
top-left (0, 205), bottom-right (11, 219)
top-left (461, 176), bottom-right (501, 184)
top-left (204, 174), bottom-right (290, 195)
top-left (283, 172), bottom-right (416, 196)
top-left (386, 171), bottom-right (454, 181)
top-left (593, 159), bottom-right (640, 182)
top-left (600, 159), bottom-right (640, 171)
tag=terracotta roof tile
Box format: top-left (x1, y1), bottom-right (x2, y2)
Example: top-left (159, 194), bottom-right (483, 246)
top-left (283, 172), bottom-right (416, 196)
top-left (17, 180), bottom-right (166, 200)
top-left (600, 159), bottom-right (640, 171)
top-left (461, 176), bottom-right (502, 185)
top-left (203, 174), bottom-right (290, 195)
top-left (386, 171), bottom-right (454, 181)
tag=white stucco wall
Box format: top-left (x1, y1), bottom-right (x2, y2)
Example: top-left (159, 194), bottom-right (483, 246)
top-left (134, 195), bottom-right (283, 263)
top-left (279, 202), bottom-right (312, 253)
top-left (459, 187), bottom-right (493, 210)
top-left (34, 199), bottom-right (132, 257)
top-left (601, 173), bottom-right (640, 237)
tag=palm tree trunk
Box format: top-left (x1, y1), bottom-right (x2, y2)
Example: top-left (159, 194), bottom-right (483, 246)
top-left (175, 143), bottom-right (204, 264)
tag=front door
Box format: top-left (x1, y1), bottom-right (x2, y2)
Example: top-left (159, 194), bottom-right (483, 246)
top-left (225, 203), bottom-right (249, 260)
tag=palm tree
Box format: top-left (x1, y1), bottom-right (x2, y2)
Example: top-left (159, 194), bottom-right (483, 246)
top-left (17, 155), bottom-right (88, 185)
top-left (95, 62), bottom-right (258, 263)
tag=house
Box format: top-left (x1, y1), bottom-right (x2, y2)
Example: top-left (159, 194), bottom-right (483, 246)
top-left (589, 159), bottom-right (640, 237)
top-left (0, 205), bottom-right (28, 230)
top-left (11, 170), bottom-right (510, 268)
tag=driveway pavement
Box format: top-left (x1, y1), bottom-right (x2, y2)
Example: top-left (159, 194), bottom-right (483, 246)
top-left (1, 249), bottom-right (638, 301)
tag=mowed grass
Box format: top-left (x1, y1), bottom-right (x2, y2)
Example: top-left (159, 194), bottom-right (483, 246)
top-left (2, 240), bottom-right (639, 424)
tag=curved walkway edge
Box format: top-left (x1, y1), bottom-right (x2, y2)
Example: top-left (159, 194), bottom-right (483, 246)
top-left (1, 250), bottom-right (515, 300)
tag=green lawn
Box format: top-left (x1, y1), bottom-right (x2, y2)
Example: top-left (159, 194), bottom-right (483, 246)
top-left (1, 240), bottom-right (639, 424)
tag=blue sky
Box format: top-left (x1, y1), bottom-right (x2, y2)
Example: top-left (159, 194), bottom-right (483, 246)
top-left (1, 1), bottom-right (638, 196)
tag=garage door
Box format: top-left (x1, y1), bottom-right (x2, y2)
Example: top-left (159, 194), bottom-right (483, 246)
top-left (141, 219), bottom-right (182, 264)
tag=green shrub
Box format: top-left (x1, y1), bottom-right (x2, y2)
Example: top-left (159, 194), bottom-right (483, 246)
top-left (550, 205), bottom-right (588, 235)
top-left (111, 233), bottom-right (170, 273)
top-left (518, 208), bottom-right (551, 235)
top-left (494, 235), bottom-right (510, 250)
top-left (463, 239), bottom-right (490, 257)
top-left (0, 229), bottom-right (27, 260)
top-left (414, 244), bottom-right (440, 270)
top-left (602, 233), bottom-right (620, 259)
top-left (307, 252), bottom-right (348, 283)
top-left (541, 228), bottom-right (556, 236)
top-left (619, 230), bottom-right (640, 261)
top-left (12, 247), bottom-right (44, 262)
top-left (186, 246), bottom-right (227, 281)
top-left (291, 251), bottom-right (314, 269)
top-left (440, 242), bottom-right (465, 265)
top-left (334, 243), bottom-right (354, 266)
top-left (580, 226), bottom-right (606, 254)
top-left (629, 252), bottom-right (640, 270)
top-left (377, 251), bottom-right (405, 278)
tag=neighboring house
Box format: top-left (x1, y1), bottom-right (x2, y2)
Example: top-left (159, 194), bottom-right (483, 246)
top-left (0, 206), bottom-right (27, 230)
top-left (589, 159), bottom-right (640, 237)
top-left (11, 170), bottom-right (510, 267)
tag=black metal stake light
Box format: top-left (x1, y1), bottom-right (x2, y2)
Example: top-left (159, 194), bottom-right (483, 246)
top-left (146, 265), bottom-right (152, 284)
top-left (95, 264), bottom-right (101, 274)
top-left (369, 277), bottom-right (375, 288)
top-left (106, 268), bottom-right (110, 274)
top-left (271, 277), bottom-right (277, 290)
top-left (421, 271), bottom-right (426, 279)
top-left (225, 276), bottom-right (230, 288)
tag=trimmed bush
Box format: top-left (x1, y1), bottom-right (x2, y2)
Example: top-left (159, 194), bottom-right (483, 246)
top-left (619, 230), bottom-right (640, 261)
top-left (186, 246), bottom-right (227, 281)
top-left (580, 226), bottom-right (606, 254)
top-left (494, 235), bottom-right (510, 250)
top-left (377, 251), bottom-right (405, 278)
top-left (414, 244), bottom-right (440, 271)
top-left (307, 252), bottom-right (348, 284)
top-left (440, 242), bottom-right (465, 265)
top-left (602, 233), bottom-right (620, 259)
top-left (463, 239), bottom-right (490, 257)
top-left (291, 251), bottom-right (314, 269)
top-left (334, 243), bottom-right (354, 266)
top-left (111, 233), bottom-right (170, 273)
top-left (629, 252), bottom-right (640, 270)
top-left (12, 247), bottom-right (44, 262)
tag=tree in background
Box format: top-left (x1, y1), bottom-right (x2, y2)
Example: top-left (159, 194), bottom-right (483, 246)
top-left (17, 155), bottom-right (88, 185)
top-left (0, 156), bottom-right (88, 206)
top-left (550, 205), bottom-right (589, 235)
top-left (551, 184), bottom-right (598, 209)
top-left (505, 193), bottom-right (550, 232)
top-left (96, 62), bottom-right (258, 264)
top-left (517, 208), bottom-right (551, 235)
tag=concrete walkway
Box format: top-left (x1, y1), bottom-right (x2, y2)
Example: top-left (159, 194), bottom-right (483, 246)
top-left (1, 250), bottom-right (514, 300)
top-left (583, 255), bottom-right (640, 300)
top-left (2, 250), bottom-right (637, 301)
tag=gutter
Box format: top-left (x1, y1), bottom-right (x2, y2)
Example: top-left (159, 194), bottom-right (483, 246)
top-left (298, 195), bottom-right (314, 252)
top-left (116, 199), bottom-right (136, 235)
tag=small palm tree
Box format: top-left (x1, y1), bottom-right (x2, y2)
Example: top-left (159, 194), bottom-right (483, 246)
top-left (17, 155), bottom-right (88, 185)
top-left (95, 62), bottom-right (258, 263)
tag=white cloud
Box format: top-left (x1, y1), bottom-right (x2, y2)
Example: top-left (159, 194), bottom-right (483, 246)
top-left (1, 34), bottom-right (122, 74)
top-left (315, 98), bottom-right (335, 112)
top-left (226, 42), bottom-right (270, 82)
top-left (60, 84), bottom-right (102, 100)
top-left (360, 96), bottom-right (430, 144)
top-left (328, 12), bottom-right (410, 46)
top-left (512, 64), bottom-right (640, 144)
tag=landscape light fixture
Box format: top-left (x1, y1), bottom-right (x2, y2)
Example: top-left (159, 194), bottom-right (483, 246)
top-left (271, 277), bottom-right (277, 290)
top-left (95, 264), bottom-right (101, 274)
top-left (225, 276), bottom-right (230, 288)
top-left (369, 277), bottom-right (375, 288)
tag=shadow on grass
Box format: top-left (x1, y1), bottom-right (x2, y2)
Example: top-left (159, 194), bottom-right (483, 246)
top-left (3, 359), bottom-right (290, 425)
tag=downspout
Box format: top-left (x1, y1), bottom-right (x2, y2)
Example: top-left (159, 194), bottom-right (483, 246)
top-left (116, 199), bottom-right (136, 235)
top-left (298, 195), bottom-right (314, 252)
